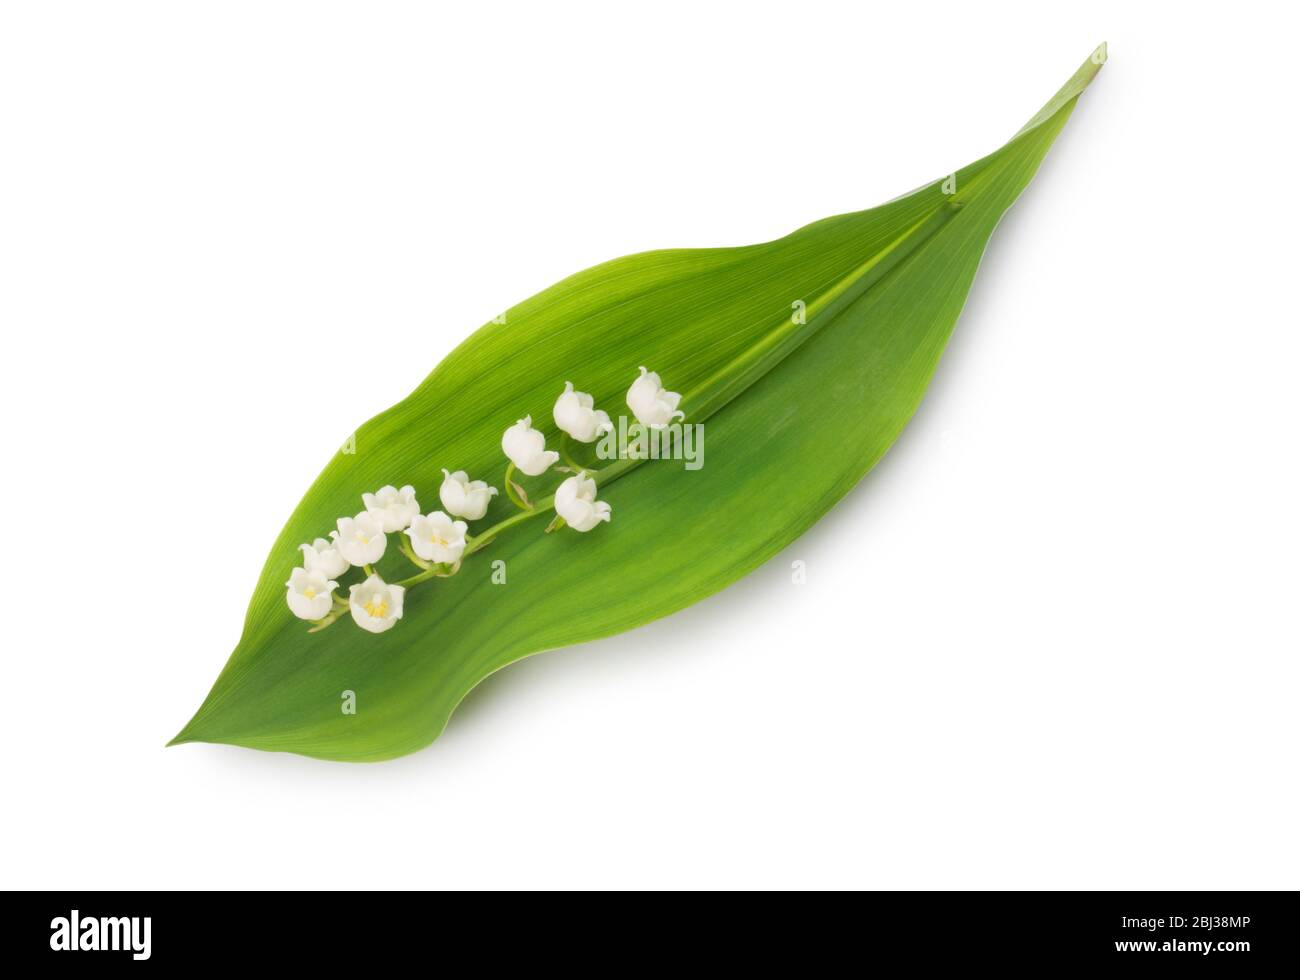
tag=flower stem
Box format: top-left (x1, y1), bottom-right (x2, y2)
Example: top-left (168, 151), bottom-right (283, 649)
top-left (308, 606), bottom-right (346, 633)
top-left (560, 433), bottom-right (586, 471)
top-left (397, 533), bottom-right (431, 570)
top-left (466, 504), bottom-right (551, 555)
top-left (394, 559), bottom-right (462, 589)
top-left (590, 453), bottom-right (641, 486)
top-left (503, 461), bottom-right (533, 511)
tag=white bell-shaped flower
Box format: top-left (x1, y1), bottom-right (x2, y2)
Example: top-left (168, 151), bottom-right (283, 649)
top-left (626, 366), bottom-right (683, 428)
top-left (501, 415), bottom-right (560, 476)
top-left (554, 472), bottom-right (612, 532)
top-left (553, 381), bottom-right (613, 443)
top-left (286, 567), bottom-right (338, 621)
top-left (439, 469), bottom-right (498, 521)
top-left (299, 537), bottom-right (350, 579)
top-left (362, 484), bottom-right (420, 532)
top-left (334, 511), bottom-right (387, 566)
top-left (348, 574), bottom-right (405, 634)
top-left (406, 510), bottom-right (468, 564)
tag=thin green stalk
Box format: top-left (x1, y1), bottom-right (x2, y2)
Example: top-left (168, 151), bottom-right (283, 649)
top-left (503, 461), bottom-right (533, 511)
top-left (397, 533), bottom-right (431, 570)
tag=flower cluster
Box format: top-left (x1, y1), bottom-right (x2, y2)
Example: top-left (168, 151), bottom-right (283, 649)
top-left (287, 367), bottom-right (680, 633)
top-left (284, 477), bottom-right (487, 633)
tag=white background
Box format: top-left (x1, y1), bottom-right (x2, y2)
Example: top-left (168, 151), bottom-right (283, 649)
top-left (2, 2), bottom-right (1297, 890)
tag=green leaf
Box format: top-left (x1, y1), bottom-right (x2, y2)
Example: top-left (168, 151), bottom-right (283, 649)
top-left (172, 48), bottom-right (1105, 760)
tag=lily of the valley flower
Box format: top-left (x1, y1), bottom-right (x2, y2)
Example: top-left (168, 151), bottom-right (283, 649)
top-left (627, 366), bottom-right (683, 428)
top-left (299, 536), bottom-right (350, 579)
top-left (348, 574), bottom-right (405, 634)
top-left (501, 415), bottom-right (560, 476)
top-left (553, 381), bottom-right (613, 443)
top-left (554, 472), bottom-right (612, 532)
top-left (335, 511), bottom-right (387, 566)
top-left (439, 469), bottom-right (498, 521)
top-left (286, 567), bottom-right (338, 621)
top-left (363, 484), bottom-right (420, 532)
top-left (407, 511), bottom-right (468, 564)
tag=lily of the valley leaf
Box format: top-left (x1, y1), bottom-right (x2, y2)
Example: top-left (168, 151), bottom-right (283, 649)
top-left (172, 47), bottom-right (1106, 761)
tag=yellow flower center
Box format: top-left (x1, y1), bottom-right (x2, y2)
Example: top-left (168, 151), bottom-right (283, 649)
top-left (303, 588), bottom-right (317, 599)
top-left (429, 534), bottom-right (447, 547)
top-left (364, 597), bottom-right (389, 619)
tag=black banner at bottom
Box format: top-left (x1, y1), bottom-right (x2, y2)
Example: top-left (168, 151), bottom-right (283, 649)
top-left (2, 890), bottom-right (1294, 969)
